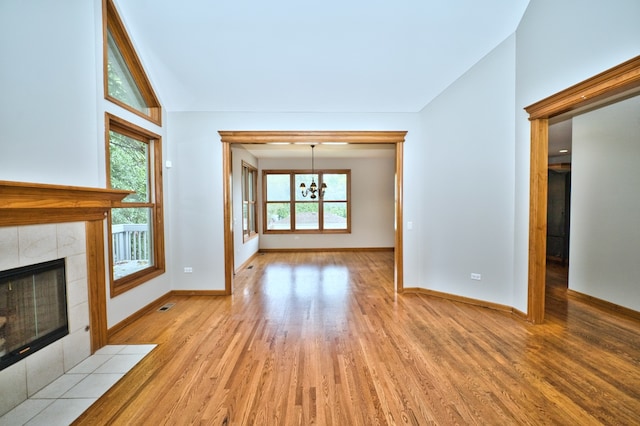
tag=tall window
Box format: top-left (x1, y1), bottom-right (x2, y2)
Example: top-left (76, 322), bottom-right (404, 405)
top-left (263, 170), bottom-right (350, 233)
top-left (242, 162), bottom-right (258, 241)
top-left (104, 0), bottom-right (161, 125)
top-left (106, 116), bottom-right (165, 296)
top-left (104, 0), bottom-right (164, 296)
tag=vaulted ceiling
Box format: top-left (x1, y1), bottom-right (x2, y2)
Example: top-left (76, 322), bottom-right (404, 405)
top-left (115, 0), bottom-right (530, 114)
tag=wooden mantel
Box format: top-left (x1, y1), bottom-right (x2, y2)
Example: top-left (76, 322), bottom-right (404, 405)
top-left (0, 180), bottom-right (131, 226)
top-left (0, 180), bottom-right (132, 352)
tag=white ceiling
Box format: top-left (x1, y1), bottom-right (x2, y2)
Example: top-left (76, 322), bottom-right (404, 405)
top-left (114, 0), bottom-right (530, 114)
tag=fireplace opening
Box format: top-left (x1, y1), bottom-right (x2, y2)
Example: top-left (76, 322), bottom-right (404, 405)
top-left (0, 258), bottom-right (69, 371)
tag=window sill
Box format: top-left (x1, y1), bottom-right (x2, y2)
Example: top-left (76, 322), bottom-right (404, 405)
top-left (110, 267), bottom-right (165, 298)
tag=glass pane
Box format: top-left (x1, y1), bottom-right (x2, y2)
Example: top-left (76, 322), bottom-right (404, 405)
top-left (248, 169), bottom-right (255, 201)
top-left (295, 202), bottom-right (319, 230)
top-left (242, 202), bottom-right (248, 235)
top-left (249, 203), bottom-right (256, 233)
top-left (322, 174), bottom-right (347, 201)
top-left (111, 207), bottom-right (153, 280)
top-left (107, 30), bottom-right (148, 114)
top-left (324, 202), bottom-right (348, 229)
top-left (266, 203), bottom-right (291, 230)
top-left (109, 130), bottom-right (149, 202)
top-left (266, 174), bottom-right (290, 201)
top-left (296, 173), bottom-right (320, 201)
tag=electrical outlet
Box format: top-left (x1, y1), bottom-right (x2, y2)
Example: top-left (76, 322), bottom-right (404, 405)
top-left (470, 273), bottom-right (482, 281)
top-left (184, 267), bottom-right (193, 273)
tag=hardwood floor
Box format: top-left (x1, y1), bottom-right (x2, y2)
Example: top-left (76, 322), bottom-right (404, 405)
top-left (74, 252), bottom-right (640, 425)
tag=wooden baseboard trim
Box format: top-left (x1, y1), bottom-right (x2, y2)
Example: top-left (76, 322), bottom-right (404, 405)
top-left (403, 287), bottom-right (513, 314)
top-left (107, 290), bottom-right (229, 338)
top-left (511, 307), bottom-right (528, 322)
top-left (170, 290), bottom-right (227, 296)
top-left (259, 247), bottom-right (394, 253)
top-left (567, 289), bottom-right (640, 321)
top-left (235, 251), bottom-right (260, 273)
top-left (107, 292), bottom-right (173, 338)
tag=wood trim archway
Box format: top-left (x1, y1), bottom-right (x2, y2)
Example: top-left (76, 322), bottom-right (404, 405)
top-left (218, 130), bottom-right (407, 295)
top-left (524, 55), bottom-right (640, 323)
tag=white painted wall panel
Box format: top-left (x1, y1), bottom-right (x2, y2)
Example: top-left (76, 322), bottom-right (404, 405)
top-left (569, 95), bottom-right (640, 311)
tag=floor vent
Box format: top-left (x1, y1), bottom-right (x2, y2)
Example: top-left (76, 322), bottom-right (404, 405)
top-left (158, 303), bottom-right (175, 312)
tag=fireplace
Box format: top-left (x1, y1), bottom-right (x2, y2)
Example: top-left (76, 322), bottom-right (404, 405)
top-left (0, 259), bottom-right (69, 371)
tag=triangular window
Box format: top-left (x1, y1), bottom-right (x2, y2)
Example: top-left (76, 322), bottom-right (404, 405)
top-left (104, 0), bottom-right (161, 124)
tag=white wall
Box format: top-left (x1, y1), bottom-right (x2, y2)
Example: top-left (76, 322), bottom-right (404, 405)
top-left (231, 146), bottom-right (260, 270)
top-left (569, 95), bottom-right (640, 311)
top-left (0, 0), bottom-right (101, 187)
top-left (257, 156), bottom-right (395, 250)
top-left (417, 35), bottom-right (516, 306)
top-left (167, 112), bottom-right (420, 292)
top-left (0, 0), bottom-right (172, 329)
top-left (514, 0), bottom-right (640, 312)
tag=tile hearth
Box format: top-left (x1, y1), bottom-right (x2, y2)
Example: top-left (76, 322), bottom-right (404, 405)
top-left (0, 344), bottom-right (155, 426)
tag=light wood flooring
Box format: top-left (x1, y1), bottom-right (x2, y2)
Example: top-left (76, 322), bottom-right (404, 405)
top-left (74, 252), bottom-right (640, 425)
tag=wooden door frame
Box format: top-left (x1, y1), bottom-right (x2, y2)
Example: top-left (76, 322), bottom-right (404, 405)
top-left (218, 130), bottom-right (407, 295)
top-left (524, 55), bottom-right (640, 323)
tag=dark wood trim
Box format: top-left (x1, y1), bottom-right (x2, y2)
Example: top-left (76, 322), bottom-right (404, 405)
top-left (0, 181), bottom-right (129, 227)
top-left (0, 208), bottom-right (107, 227)
top-left (222, 141), bottom-right (234, 295)
top-left (170, 290), bottom-right (228, 297)
top-left (107, 292), bottom-right (173, 338)
top-left (0, 180), bottom-right (131, 209)
top-left (567, 289), bottom-right (640, 322)
top-left (525, 55), bottom-right (640, 120)
top-left (103, 0), bottom-right (162, 125)
top-left (403, 287), bottom-right (513, 313)
top-left (0, 180), bottom-right (130, 353)
top-left (86, 220), bottom-right (108, 352)
top-left (106, 290), bottom-right (228, 338)
top-left (235, 252), bottom-right (260, 273)
top-left (527, 119), bottom-right (548, 324)
top-left (524, 56), bottom-right (640, 324)
top-left (261, 169), bottom-right (352, 235)
top-left (219, 130), bottom-right (406, 296)
top-left (259, 247), bottom-right (394, 253)
top-left (511, 308), bottom-right (528, 321)
top-left (395, 141), bottom-right (404, 293)
top-left (105, 113), bottom-right (166, 298)
top-left (219, 130), bottom-right (407, 144)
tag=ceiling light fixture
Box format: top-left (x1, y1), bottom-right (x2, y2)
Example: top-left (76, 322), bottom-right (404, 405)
top-left (299, 144), bottom-right (326, 199)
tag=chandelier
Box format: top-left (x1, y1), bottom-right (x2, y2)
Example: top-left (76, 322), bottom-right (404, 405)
top-left (299, 144), bottom-right (326, 199)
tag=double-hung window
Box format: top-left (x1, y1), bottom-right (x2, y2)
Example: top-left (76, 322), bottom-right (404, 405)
top-left (106, 115), bottom-right (165, 295)
top-left (263, 170), bottom-right (350, 233)
top-left (242, 162), bottom-right (258, 241)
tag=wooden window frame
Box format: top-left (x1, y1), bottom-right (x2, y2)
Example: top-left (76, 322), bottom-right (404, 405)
top-left (262, 169), bottom-right (351, 234)
top-left (103, 0), bottom-right (162, 125)
top-left (242, 161), bottom-right (258, 242)
top-left (105, 113), bottom-right (165, 297)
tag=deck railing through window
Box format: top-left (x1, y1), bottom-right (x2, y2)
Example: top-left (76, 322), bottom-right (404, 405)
top-left (111, 224), bottom-right (150, 263)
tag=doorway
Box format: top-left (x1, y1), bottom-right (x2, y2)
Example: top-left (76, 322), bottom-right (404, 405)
top-left (525, 55), bottom-right (640, 323)
top-left (218, 130), bottom-right (407, 296)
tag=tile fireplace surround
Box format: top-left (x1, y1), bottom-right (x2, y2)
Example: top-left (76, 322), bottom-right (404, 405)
top-left (0, 223), bottom-right (91, 416)
top-left (0, 181), bottom-right (130, 418)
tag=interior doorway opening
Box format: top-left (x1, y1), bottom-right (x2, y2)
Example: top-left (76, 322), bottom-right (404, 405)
top-left (525, 55), bottom-right (640, 323)
top-left (218, 131), bottom-right (407, 296)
